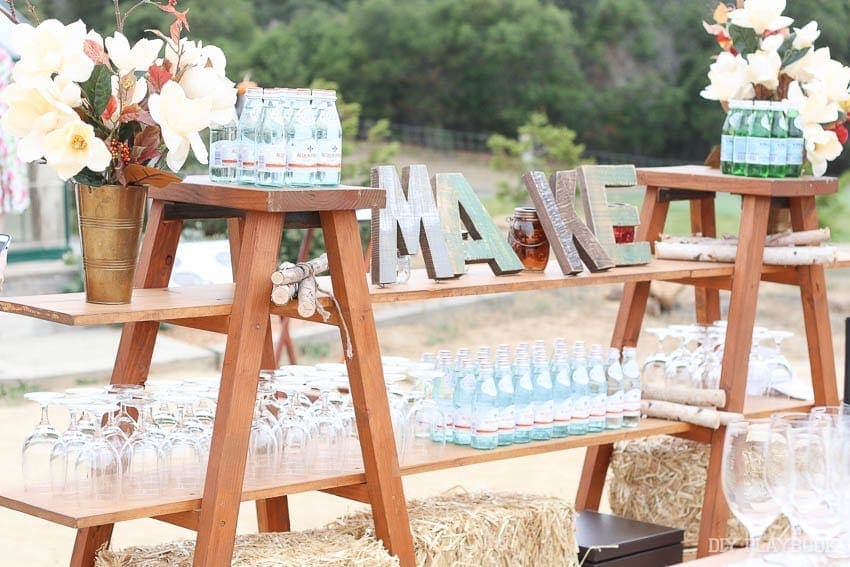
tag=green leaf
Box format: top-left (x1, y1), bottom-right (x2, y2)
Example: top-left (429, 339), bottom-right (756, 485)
top-left (72, 167), bottom-right (106, 187)
top-left (80, 64), bottom-right (113, 118)
top-left (781, 47), bottom-right (809, 70)
top-left (728, 24), bottom-right (759, 58)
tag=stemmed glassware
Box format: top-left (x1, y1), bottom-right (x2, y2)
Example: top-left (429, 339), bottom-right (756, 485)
top-left (21, 392), bottom-right (64, 492)
top-left (309, 384), bottom-right (343, 475)
top-left (121, 398), bottom-right (167, 499)
top-left (403, 385), bottom-right (447, 465)
top-left (641, 328), bottom-right (670, 387)
top-left (50, 397), bottom-right (92, 495)
top-left (74, 402), bottom-right (122, 502)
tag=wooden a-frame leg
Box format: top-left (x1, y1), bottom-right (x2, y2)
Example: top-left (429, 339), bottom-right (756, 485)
top-left (576, 186), bottom-right (669, 511)
top-left (321, 210), bottom-right (416, 566)
top-left (789, 196), bottom-right (838, 405)
top-left (697, 195), bottom-right (771, 558)
top-left (690, 198), bottom-right (721, 325)
top-left (194, 211), bottom-right (284, 566)
top-left (70, 525), bottom-right (114, 567)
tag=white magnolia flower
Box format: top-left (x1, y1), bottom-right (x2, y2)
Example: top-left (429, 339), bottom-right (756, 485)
top-left (788, 81), bottom-right (841, 130)
top-left (200, 45), bottom-right (227, 76)
top-left (805, 60), bottom-right (850, 103)
top-left (12, 19), bottom-right (94, 85)
top-left (0, 77), bottom-right (82, 161)
top-left (747, 49), bottom-right (782, 90)
top-left (760, 33), bottom-right (785, 52)
top-left (792, 21), bottom-right (820, 50)
top-left (784, 46), bottom-right (831, 82)
top-left (700, 52), bottom-right (755, 102)
top-left (148, 81), bottom-right (212, 171)
top-left (803, 124), bottom-right (843, 177)
top-left (163, 38), bottom-right (204, 72)
top-left (41, 120), bottom-right (112, 180)
top-left (102, 75), bottom-right (148, 127)
top-left (728, 0), bottom-right (793, 35)
top-left (179, 66), bottom-right (237, 126)
top-left (105, 32), bottom-right (163, 76)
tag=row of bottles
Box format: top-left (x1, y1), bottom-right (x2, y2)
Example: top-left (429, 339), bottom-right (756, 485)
top-left (421, 340), bottom-right (641, 451)
top-left (720, 99), bottom-right (804, 178)
top-left (209, 87), bottom-right (342, 187)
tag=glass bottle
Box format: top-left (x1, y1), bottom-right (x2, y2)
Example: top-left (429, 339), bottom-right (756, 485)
top-left (314, 89), bottom-right (343, 186)
top-left (508, 207), bottom-right (550, 271)
top-left (786, 103), bottom-right (804, 178)
top-left (531, 347), bottom-right (553, 441)
top-left (236, 87), bottom-right (264, 185)
top-left (605, 347), bottom-right (623, 430)
top-left (720, 101), bottom-right (740, 175)
top-left (494, 352), bottom-right (515, 446)
top-left (569, 344), bottom-right (590, 436)
top-left (551, 346), bottom-right (572, 439)
top-left (285, 88), bottom-right (317, 187)
top-left (768, 101), bottom-right (788, 179)
top-left (745, 100), bottom-right (772, 178)
top-left (587, 345), bottom-right (606, 433)
top-left (732, 100), bottom-right (753, 176)
top-left (255, 89), bottom-right (287, 188)
top-left (512, 354), bottom-right (534, 444)
top-left (471, 363), bottom-right (499, 450)
top-left (209, 109), bottom-right (237, 183)
top-left (452, 358), bottom-right (476, 446)
top-left (622, 347), bottom-right (641, 428)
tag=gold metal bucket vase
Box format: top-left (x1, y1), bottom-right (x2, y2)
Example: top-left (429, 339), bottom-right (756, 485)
top-left (75, 183), bottom-right (147, 304)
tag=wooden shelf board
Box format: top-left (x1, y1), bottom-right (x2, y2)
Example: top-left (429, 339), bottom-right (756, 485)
top-left (635, 165), bottom-right (838, 197)
top-left (150, 175), bottom-right (385, 213)
top-left (742, 395), bottom-right (813, 417)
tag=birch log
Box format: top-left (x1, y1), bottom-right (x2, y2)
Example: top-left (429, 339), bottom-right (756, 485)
top-left (641, 399), bottom-right (744, 429)
top-left (655, 240), bottom-right (836, 265)
top-left (271, 283), bottom-right (298, 306)
top-left (765, 228), bottom-right (830, 246)
top-left (297, 276), bottom-right (318, 318)
top-left (271, 254), bottom-right (329, 286)
top-left (641, 385), bottom-right (726, 407)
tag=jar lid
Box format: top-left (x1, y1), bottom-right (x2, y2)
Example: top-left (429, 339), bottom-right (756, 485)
top-left (513, 206), bottom-right (539, 220)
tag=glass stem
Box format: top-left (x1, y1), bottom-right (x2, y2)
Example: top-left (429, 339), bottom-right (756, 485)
top-left (38, 404), bottom-right (51, 427)
top-left (749, 534), bottom-right (762, 558)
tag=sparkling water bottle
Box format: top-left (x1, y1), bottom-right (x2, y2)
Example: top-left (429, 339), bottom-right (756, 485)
top-left (587, 345), bottom-right (606, 433)
top-left (314, 89), bottom-right (342, 186)
top-left (433, 351), bottom-right (455, 441)
top-left (236, 87), bottom-right (264, 184)
top-left (285, 88), bottom-right (317, 186)
top-left (786, 102), bottom-right (804, 177)
top-left (768, 101), bottom-right (788, 179)
top-left (745, 100), bottom-right (772, 178)
top-left (622, 346), bottom-right (641, 428)
top-left (452, 358), bottom-right (476, 446)
top-left (551, 345), bottom-right (572, 438)
top-left (531, 347), bottom-right (553, 441)
top-left (732, 100), bottom-right (753, 176)
top-left (495, 353), bottom-right (515, 446)
top-left (605, 347), bottom-right (623, 430)
top-left (720, 101), bottom-right (741, 175)
top-left (513, 354), bottom-right (534, 444)
top-left (256, 89), bottom-right (287, 187)
top-left (471, 363), bottom-right (499, 450)
top-left (569, 344), bottom-right (590, 436)
top-left (209, 109), bottom-right (237, 183)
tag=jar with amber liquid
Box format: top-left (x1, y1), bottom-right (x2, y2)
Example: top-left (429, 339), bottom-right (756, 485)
top-left (508, 207), bottom-right (549, 271)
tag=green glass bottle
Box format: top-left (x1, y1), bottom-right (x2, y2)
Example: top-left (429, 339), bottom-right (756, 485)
top-left (720, 101), bottom-right (740, 175)
top-left (745, 100), bottom-right (772, 178)
top-left (786, 103), bottom-right (804, 177)
top-left (768, 101), bottom-right (788, 178)
top-left (732, 101), bottom-right (752, 176)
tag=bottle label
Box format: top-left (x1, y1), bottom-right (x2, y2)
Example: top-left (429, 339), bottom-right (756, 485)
top-left (590, 394), bottom-right (606, 417)
top-left (474, 408), bottom-right (500, 434)
top-left (623, 388), bottom-right (641, 412)
top-left (211, 140), bottom-right (225, 167)
top-left (219, 141), bottom-right (238, 167)
top-left (518, 372), bottom-right (533, 391)
top-left (534, 400), bottom-right (553, 424)
top-left (238, 142), bottom-right (257, 168)
top-left (453, 410), bottom-right (472, 431)
top-left (720, 134), bottom-right (734, 162)
top-left (515, 404), bottom-right (534, 430)
top-left (554, 398), bottom-right (573, 422)
top-left (498, 375), bottom-right (514, 394)
top-left (555, 369), bottom-right (570, 387)
top-left (589, 366), bottom-right (605, 384)
top-left (769, 138), bottom-right (788, 166)
top-left (286, 142), bottom-right (317, 169)
top-left (499, 405), bottom-right (515, 430)
top-left (572, 368), bottom-right (588, 385)
top-left (256, 144), bottom-right (287, 172)
top-left (316, 139), bottom-right (342, 170)
top-left (481, 380), bottom-right (498, 397)
top-left (606, 390), bottom-right (624, 415)
top-left (535, 371), bottom-right (552, 389)
top-left (746, 137), bottom-right (771, 165)
top-left (787, 138), bottom-right (804, 165)
top-left (573, 395), bottom-right (590, 419)
top-left (733, 136), bottom-right (748, 163)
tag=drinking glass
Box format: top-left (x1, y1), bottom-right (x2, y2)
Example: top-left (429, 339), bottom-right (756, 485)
top-left (276, 391), bottom-right (312, 477)
top-left (120, 398), bottom-right (167, 499)
top-left (309, 386), bottom-right (343, 474)
top-left (246, 398), bottom-right (279, 484)
top-left (402, 390), bottom-right (447, 465)
top-left (165, 395), bottom-right (204, 493)
top-left (50, 397), bottom-right (92, 495)
top-left (105, 384), bottom-right (144, 438)
top-left (74, 402), bottom-right (122, 502)
top-left (21, 392), bottom-right (64, 492)
top-left (722, 419), bottom-right (782, 562)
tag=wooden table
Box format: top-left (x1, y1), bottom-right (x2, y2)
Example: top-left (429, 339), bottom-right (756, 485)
top-left (575, 165), bottom-right (840, 558)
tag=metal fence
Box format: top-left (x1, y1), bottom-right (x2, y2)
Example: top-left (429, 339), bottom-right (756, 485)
top-left (359, 120), bottom-right (693, 167)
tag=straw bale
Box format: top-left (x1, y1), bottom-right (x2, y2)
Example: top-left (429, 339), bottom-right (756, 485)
top-left (95, 529), bottom-right (399, 567)
top-left (608, 436), bottom-right (790, 549)
top-left (328, 489), bottom-right (578, 567)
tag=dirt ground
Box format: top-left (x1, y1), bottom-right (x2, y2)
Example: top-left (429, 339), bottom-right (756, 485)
top-left (1, 267), bottom-right (848, 564)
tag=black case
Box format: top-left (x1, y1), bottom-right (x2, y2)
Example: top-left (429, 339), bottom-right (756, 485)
top-left (577, 511), bottom-right (684, 566)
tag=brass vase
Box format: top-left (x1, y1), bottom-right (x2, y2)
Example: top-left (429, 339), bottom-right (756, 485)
top-left (75, 183), bottom-right (147, 304)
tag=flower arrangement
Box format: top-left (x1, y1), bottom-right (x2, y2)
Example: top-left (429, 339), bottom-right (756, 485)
top-left (0, 0), bottom-right (236, 186)
top-left (700, 0), bottom-right (850, 176)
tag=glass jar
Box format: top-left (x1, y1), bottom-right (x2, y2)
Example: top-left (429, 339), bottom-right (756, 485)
top-left (508, 207), bottom-right (549, 271)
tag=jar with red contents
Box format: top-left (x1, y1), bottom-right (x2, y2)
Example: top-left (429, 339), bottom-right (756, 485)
top-left (508, 207), bottom-right (549, 271)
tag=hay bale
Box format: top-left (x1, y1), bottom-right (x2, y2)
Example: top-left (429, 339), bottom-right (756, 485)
top-left (328, 490), bottom-right (578, 567)
top-left (95, 529), bottom-right (399, 567)
top-left (608, 436), bottom-right (790, 549)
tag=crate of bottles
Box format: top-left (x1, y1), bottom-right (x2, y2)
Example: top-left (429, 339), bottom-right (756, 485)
top-left (209, 87), bottom-right (343, 188)
top-left (720, 99), bottom-right (804, 178)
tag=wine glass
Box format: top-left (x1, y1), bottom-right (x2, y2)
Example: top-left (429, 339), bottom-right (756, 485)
top-left (722, 419), bottom-right (782, 563)
top-left (21, 392), bottom-right (64, 492)
top-left (276, 387), bottom-right (312, 477)
top-left (246, 397), bottom-right (279, 484)
top-left (50, 397), bottom-right (92, 496)
top-left (120, 398), bottom-right (166, 499)
top-left (105, 384), bottom-right (144, 438)
top-left (402, 388), bottom-right (447, 465)
top-left (165, 395), bottom-right (204, 494)
top-left (74, 402), bottom-right (122, 502)
top-left (308, 385), bottom-right (343, 474)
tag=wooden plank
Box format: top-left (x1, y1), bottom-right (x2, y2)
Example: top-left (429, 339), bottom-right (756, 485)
top-left (321, 484), bottom-right (371, 504)
top-left (71, 524), bottom-right (113, 567)
top-left (789, 196), bottom-right (839, 406)
top-left (574, 444), bottom-right (612, 512)
top-left (194, 211), bottom-right (285, 567)
top-left (152, 175), bottom-right (385, 213)
top-left (658, 188), bottom-right (715, 202)
top-left (436, 173), bottom-right (523, 276)
top-left (153, 510), bottom-right (200, 530)
top-left (523, 170), bottom-right (584, 274)
top-left (165, 315), bottom-right (231, 334)
top-left (697, 428), bottom-right (729, 558)
top-left (321, 209), bottom-right (416, 565)
top-left (635, 165), bottom-right (837, 197)
top-left (690, 198), bottom-right (721, 325)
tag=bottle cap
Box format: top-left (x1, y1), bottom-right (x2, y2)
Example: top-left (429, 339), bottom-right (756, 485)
top-left (245, 87), bottom-right (263, 98)
top-left (753, 100), bottom-right (771, 110)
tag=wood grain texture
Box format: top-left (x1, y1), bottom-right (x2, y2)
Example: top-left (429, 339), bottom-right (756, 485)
top-left (153, 510), bottom-right (200, 530)
top-left (435, 173), bottom-right (523, 276)
top-left (574, 444), bottom-right (613, 512)
top-left (635, 165), bottom-right (838, 197)
top-left (577, 165), bottom-right (651, 266)
top-left (697, 427), bottom-right (730, 558)
top-left (152, 175), bottom-right (386, 213)
top-left (552, 170), bottom-right (615, 272)
top-left (321, 209), bottom-right (416, 566)
top-left (71, 524), bottom-right (113, 567)
top-left (690, 198), bottom-right (722, 325)
top-left (321, 484), bottom-right (371, 503)
top-left (194, 211), bottom-right (285, 567)
top-left (523, 170), bottom-right (583, 274)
